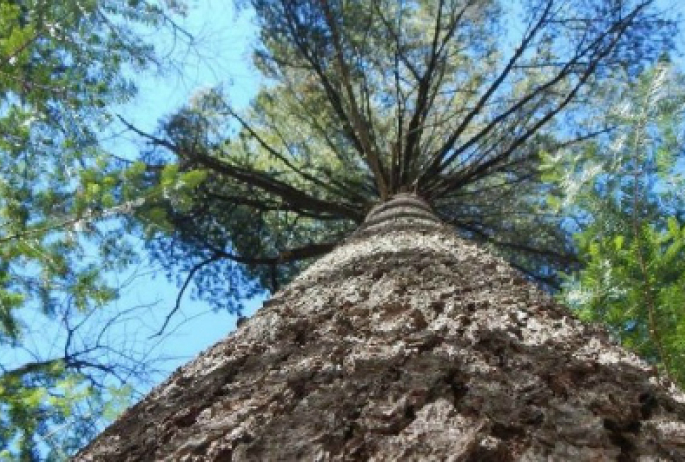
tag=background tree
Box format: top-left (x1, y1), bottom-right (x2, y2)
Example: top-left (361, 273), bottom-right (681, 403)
top-left (545, 60), bottom-right (685, 385)
top-left (0, 1), bottom-right (192, 458)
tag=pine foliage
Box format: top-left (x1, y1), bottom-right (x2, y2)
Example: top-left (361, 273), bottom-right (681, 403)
top-left (546, 61), bottom-right (685, 385)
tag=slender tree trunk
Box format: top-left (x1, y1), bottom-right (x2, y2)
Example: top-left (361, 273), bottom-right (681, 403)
top-left (77, 194), bottom-right (685, 461)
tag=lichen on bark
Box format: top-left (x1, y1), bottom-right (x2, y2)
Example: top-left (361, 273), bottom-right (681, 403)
top-left (76, 194), bottom-right (685, 461)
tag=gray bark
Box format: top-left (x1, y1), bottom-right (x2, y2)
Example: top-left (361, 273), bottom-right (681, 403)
top-left (76, 194), bottom-right (685, 461)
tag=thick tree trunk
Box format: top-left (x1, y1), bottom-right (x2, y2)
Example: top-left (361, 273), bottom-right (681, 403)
top-left (77, 194), bottom-right (685, 461)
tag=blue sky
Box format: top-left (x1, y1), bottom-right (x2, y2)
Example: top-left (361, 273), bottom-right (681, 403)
top-left (103, 1), bottom-right (264, 387)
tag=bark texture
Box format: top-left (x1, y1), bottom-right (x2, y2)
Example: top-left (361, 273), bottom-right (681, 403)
top-left (77, 194), bottom-right (685, 461)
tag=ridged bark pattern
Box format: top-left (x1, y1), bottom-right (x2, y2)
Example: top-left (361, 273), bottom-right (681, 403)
top-left (77, 194), bottom-right (685, 461)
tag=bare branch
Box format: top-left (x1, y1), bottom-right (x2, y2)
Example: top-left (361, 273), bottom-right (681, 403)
top-left (150, 254), bottom-right (222, 339)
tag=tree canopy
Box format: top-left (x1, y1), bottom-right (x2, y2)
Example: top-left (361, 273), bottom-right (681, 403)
top-left (132, 0), bottom-right (675, 303)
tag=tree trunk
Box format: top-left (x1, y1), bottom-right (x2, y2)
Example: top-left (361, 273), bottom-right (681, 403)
top-left (77, 194), bottom-right (685, 461)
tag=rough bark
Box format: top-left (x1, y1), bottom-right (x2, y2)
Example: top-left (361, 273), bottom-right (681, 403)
top-left (77, 194), bottom-right (685, 461)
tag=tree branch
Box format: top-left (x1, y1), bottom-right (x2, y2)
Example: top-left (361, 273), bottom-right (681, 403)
top-left (150, 254), bottom-right (222, 339)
